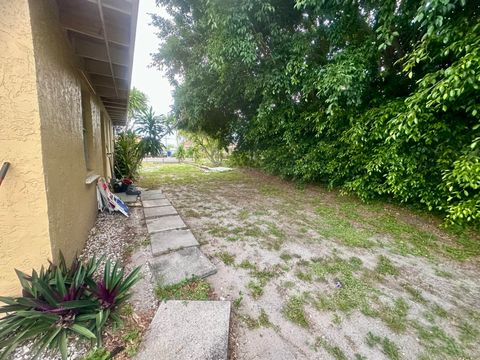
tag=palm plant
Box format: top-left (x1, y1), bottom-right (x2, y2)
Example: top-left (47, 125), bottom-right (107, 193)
top-left (134, 107), bottom-right (171, 157)
top-left (126, 88), bottom-right (148, 130)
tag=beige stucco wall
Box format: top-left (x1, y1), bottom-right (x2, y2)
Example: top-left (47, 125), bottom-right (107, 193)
top-left (0, 0), bottom-right (115, 296)
top-left (28, 0), bottom-right (112, 264)
top-left (0, 0), bottom-right (52, 296)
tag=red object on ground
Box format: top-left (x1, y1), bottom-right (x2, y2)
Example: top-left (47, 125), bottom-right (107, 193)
top-left (122, 177), bottom-right (133, 185)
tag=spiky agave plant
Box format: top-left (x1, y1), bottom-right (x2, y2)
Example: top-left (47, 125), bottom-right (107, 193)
top-left (0, 255), bottom-right (100, 359)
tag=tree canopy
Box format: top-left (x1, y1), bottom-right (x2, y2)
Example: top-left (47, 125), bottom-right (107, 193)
top-left (152, 0), bottom-right (480, 226)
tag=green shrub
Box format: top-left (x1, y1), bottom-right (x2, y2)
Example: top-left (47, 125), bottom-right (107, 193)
top-left (176, 144), bottom-right (186, 162)
top-left (82, 347), bottom-right (110, 360)
top-left (0, 255), bottom-right (141, 359)
top-left (114, 130), bottom-right (143, 180)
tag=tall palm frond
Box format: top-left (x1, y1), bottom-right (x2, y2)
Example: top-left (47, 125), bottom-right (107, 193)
top-left (134, 107), bottom-right (171, 157)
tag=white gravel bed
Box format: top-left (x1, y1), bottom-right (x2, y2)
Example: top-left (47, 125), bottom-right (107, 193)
top-left (9, 207), bottom-right (152, 360)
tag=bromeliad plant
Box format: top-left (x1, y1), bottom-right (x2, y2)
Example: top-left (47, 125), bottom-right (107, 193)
top-left (0, 255), bottom-right (141, 360)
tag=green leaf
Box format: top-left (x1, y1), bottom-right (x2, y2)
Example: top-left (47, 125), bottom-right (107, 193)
top-left (59, 330), bottom-right (68, 360)
top-left (70, 324), bottom-right (96, 339)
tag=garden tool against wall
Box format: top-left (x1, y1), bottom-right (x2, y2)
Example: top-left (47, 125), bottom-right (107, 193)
top-left (0, 162), bottom-right (10, 187)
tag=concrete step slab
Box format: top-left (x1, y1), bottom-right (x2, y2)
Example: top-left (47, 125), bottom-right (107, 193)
top-left (151, 229), bottom-right (199, 256)
top-left (135, 300), bottom-right (230, 360)
top-left (142, 198), bottom-right (171, 208)
top-left (150, 247), bottom-right (217, 286)
top-left (142, 189), bottom-right (162, 194)
top-left (141, 190), bottom-right (165, 201)
top-left (115, 192), bottom-right (139, 204)
top-left (146, 215), bottom-right (186, 234)
top-left (143, 205), bottom-right (177, 219)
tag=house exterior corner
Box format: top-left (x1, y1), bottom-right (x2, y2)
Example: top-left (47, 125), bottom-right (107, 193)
top-left (0, 0), bottom-right (138, 296)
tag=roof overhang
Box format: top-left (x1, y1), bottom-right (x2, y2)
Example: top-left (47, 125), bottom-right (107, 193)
top-left (57, 0), bottom-right (139, 126)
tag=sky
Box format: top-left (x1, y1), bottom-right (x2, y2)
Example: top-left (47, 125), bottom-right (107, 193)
top-left (130, 0), bottom-right (178, 147)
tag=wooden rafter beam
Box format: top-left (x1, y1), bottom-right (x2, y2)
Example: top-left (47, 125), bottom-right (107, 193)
top-left (84, 59), bottom-right (129, 80)
top-left (86, 0), bottom-right (133, 16)
top-left (95, 85), bottom-right (128, 98)
top-left (74, 36), bottom-right (129, 66)
top-left (98, 0), bottom-right (118, 97)
top-left (90, 73), bottom-right (128, 90)
top-left (59, 8), bottom-right (130, 47)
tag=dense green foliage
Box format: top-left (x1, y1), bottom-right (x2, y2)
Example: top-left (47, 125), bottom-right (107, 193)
top-left (179, 131), bottom-right (227, 165)
top-left (116, 92), bottom-right (171, 179)
top-left (0, 255), bottom-right (140, 359)
top-left (152, 0), bottom-right (480, 225)
top-left (114, 130), bottom-right (143, 179)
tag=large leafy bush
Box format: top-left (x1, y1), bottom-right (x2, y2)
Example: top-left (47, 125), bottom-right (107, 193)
top-left (0, 255), bottom-right (140, 359)
top-left (153, 0), bottom-right (480, 226)
top-left (114, 130), bottom-right (143, 180)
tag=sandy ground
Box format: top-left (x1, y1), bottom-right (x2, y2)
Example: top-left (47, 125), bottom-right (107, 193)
top-left (147, 165), bottom-right (480, 360)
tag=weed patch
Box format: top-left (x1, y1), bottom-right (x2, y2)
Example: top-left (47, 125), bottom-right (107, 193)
top-left (155, 278), bottom-right (211, 301)
top-left (83, 348), bottom-right (110, 360)
top-left (401, 283), bottom-right (426, 303)
top-left (413, 322), bottom-right (465, 358)
top-left (375, 255), bottom-right (399, 276)
top-left (310, 256), bottom-right (378, 315)
top-left (238, 259), bottom-right (256, 270)
top-left (214, 251), bottom-right (235, 266)
top-left (315, 337), bottom-right (347, 360)
top-left (239, 309), bottom-right (272, 329)
top-left (315, 206), bottom-right (375, 248)
top-left (380, 298), bottom-right (409, 333)
top-left (365, 332), bottom-right (400, 360)
top-left (247, 281), bottom-right (264, 299)
top-left (123, 328), bottom-right (142, 357)
top-left (283, 296), bottom-right (309, 328)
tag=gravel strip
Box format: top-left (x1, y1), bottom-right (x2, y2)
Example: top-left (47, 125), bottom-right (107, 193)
top-left (10, 207), bottom-right (154, 360)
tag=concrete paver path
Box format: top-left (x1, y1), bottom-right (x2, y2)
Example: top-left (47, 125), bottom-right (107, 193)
top-left (136, 300), bottom-right (231, 360)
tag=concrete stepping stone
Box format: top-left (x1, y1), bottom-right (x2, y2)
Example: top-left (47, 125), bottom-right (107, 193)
top-left (141, 190), bottom-right (165, 200)
top-left (151, 229), bottom-right (199, 256)
top-left (115, 192), bottom-right (139, 204)
top-left (146, 215), bottom-right (186, 233)
top-left (143, 205), bottom-right (177, 219)
top-left (150, 247), bottom-right (217, 285)
top-left (135, 300), bottom-right (231, 360)
top-left (142, 198), bottom-right (171, 208)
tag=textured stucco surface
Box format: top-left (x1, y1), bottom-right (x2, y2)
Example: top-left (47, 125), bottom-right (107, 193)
top-left (29, 0), bottom-right (113, 264)
top-left (0, 0), bottom-right (52, 296)
top-left (0, 0), bottom-right (115, 296)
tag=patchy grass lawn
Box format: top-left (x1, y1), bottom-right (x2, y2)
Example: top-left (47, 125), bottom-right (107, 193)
top-left (138, 162), bottom-right (480, 360)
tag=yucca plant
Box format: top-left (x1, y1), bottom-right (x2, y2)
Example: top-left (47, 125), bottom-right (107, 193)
top-left (0, 255), bottom-right (141, 359)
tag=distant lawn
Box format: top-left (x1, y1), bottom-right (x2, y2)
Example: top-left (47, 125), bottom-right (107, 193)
top-left (138, 162), bottom-right (246, 188)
